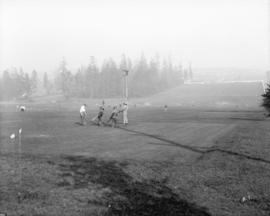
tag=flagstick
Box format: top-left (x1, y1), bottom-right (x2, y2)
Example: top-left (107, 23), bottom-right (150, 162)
top-left (122, 69), bottom-right (129, 125)
top-left (18, 128), bottom-right (22, 188)
top-left (125, 73), bottom-right (128, 124)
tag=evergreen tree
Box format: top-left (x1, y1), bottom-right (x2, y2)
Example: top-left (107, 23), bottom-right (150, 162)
top-left (0, 77), bottom-right (3, 100)
top-left (160, 59), bottom-right (170, 89)
top-left (73, 69), bottom-right (84, 97)
top-left (188, 62), bottom-right (193, 80)
top-left (1, 70), bottom-right (12, 99)
top-left (148, 57), bottom-right (160, 93)
top-left (30, 70), bottom-right (38, 92)
top-left (177, 64), bottom-right (184, 84)
top-left (46, 53), bottom-right (186, 99)
top-left (100, 58), bottom-right (121, 97)
top-left (43, 72), bottom-right (51, 94)
top-left (24, 73), bottom-right (31, 95)
top-left (85, 56), bottom-right (99, 98)
top-left (16, 68), bottom-right (30, 97)
top-left (183, 69), bottom-right (189, 81)
top-left (60, 69), bottom-right (73, 98)
top-left (0, 68), bottom-right (31, 100)
top-left (130, 53), bottom-right (149, 96)
top-left (56, 59), bottom-right (73, 98)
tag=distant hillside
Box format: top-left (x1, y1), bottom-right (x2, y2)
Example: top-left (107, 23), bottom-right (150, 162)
top-left (3, 81), bottom-right (264, 111)
top-left (134, 82), bottom-right (265, 109)
top-left (193, 68), bottom-right (266, 82)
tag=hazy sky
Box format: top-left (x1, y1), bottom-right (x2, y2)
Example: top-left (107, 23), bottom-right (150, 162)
top-left (0, 0), bottom-right (269, 73)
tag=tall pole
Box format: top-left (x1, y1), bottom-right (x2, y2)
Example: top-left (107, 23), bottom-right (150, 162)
top-left (123, 74), bottom-right (125, 101)
top-left (122, 69), bottom-right (129, 102)
top-left (125, 72), bottom-right (128, 102)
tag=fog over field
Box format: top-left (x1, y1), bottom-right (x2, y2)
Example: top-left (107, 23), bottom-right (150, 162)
top-left (0, 0), bottom-right (269, 74)
top-left (1, 1), bottom-right (270, 215)
top-left (0, 0), bottom-right (269, 106)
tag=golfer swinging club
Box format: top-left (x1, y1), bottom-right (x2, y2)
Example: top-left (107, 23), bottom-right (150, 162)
top-left (92, 106), bottom-right (105, 126)
top-left (107, 106), bottom-right (119, 127)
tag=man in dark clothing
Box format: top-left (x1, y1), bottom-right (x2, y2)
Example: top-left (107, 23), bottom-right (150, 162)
top-left (107, 106), bottom-right (119, 127)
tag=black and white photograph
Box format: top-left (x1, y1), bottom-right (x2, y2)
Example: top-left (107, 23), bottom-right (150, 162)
top-left (0, 0), bottom-right (269, 215)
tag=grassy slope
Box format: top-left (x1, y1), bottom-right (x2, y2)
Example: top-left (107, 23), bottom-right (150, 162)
top-left (1, 81), bottom-right (264, 111)
top-left (0, 105), bottom-right (270, 215)
top-left (167, 120), bottom-right (270, 216)
top-left (135, 82), bottom-right (264, 109)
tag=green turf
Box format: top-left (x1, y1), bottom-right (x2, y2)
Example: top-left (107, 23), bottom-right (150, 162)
top-left (1, 106), bottom-right (240, 161)
top-left (0, 103), bottom-right (270, 216)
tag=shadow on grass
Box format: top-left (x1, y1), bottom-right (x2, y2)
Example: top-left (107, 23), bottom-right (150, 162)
top-left (204, 148), bottom-right (270, 164)
top-left (119, 127), bottom-right (204, 154)
top-left (74, 122), bottom-right (83, 126)
top-left (57, 155), bottom-right (211, 216)
top-left (119, 127), bottom-right (270, 165)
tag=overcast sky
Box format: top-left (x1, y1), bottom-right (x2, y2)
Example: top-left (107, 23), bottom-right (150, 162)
top-left (0, 0), bottom-right (269, 73)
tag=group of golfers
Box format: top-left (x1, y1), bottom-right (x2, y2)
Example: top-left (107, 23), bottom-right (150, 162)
top-left (79, 101), bottom-right (128, 127)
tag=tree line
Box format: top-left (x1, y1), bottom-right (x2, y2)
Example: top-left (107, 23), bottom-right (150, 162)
top-left (0, 68), bottom-right (37, 100)
top-left (0, 54), bottom-right (193, 100)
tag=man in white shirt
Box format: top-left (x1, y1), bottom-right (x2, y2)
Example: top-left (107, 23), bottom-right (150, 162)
top-left (122, 102), bottom-right (128, 126)
top-left (80, 104), bottom-right (87, 125)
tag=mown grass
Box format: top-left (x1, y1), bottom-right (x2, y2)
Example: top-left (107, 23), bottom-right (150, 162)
top-left (1, 128), bottom-right (270, 216)
top-left (1, 106), bottom-right (270, 215)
